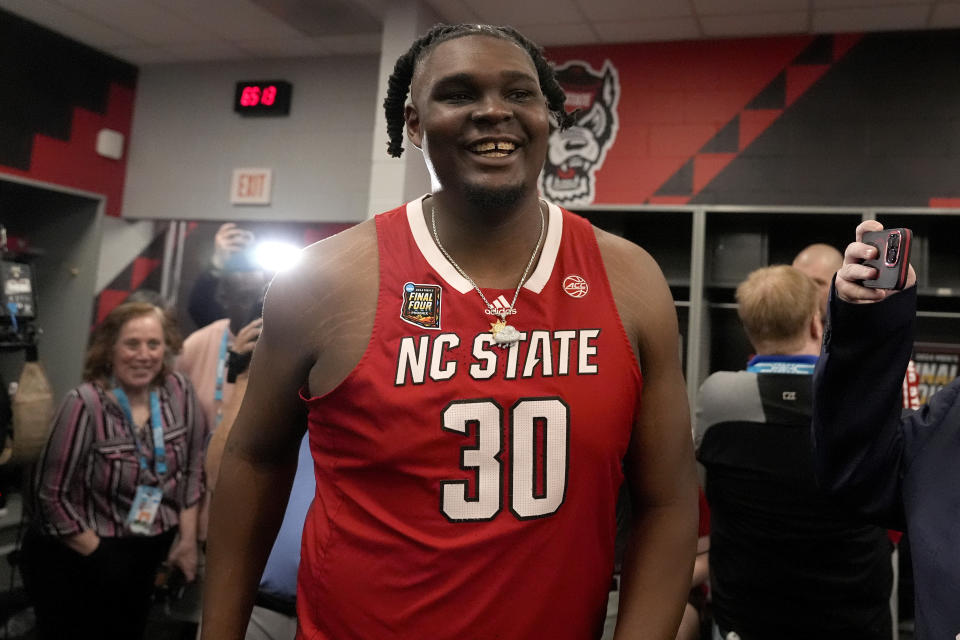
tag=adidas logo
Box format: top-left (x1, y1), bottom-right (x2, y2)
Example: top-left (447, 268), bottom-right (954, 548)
top-left (490, 295), bottom-right (518, 315)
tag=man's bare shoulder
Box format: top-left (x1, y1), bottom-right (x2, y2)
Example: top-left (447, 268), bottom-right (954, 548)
top-left (299, 219), bottom-right (378, 283)
top-left (268, 219), bottom-right (378, 309)
top-left (260, 219), bottom-right (378, 355)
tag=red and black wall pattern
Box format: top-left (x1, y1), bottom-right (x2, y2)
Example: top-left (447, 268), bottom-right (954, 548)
top-left (91, 226), bottom-right (168, 329)
top-left (547, 29), bottom-right (960, 208)
top-left (0, 8), bottom-right (137, 216)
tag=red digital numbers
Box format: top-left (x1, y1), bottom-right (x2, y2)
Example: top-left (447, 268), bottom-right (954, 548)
top-left (240, 85), bottom-right (278, 107)
top-left (235, 81), bottom-right (290, 115)
top-left (261, 85), bottom-right (277, 106)
top-left (240, 85), bottom-right (261, 107)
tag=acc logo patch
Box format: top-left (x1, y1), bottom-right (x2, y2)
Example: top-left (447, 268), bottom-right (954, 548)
top-left (562, 275), bottom-right (589, 298)
top-left (401, 282), bottom-right (442, 329)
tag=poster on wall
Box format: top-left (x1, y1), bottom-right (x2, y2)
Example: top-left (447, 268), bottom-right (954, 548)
top-left (912, 342), bottom-right (960, 405)
top-left (540, 60), bottom-right (620, 207)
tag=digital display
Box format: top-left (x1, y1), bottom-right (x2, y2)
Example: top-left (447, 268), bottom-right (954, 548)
top-left (234, 80), bottom-right (292, 116)
top-left (1, 261), bottom-right (35, 318)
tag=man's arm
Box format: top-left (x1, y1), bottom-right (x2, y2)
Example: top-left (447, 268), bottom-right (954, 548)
top-left (599, 232), bottom-right (699, 640)
top-left (811, 220), bottom-right (917, 528)
top-left (200, 268), bottom-right (312, 640)
top-left (201, 220), bottom-right (375, 639)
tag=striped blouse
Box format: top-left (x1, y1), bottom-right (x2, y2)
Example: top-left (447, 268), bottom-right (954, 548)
top-left (33, 372), bottom-right (208, 538)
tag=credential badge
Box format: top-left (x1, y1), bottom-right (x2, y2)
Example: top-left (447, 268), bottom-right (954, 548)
top-left (401, 282), bottom-right (442, 329)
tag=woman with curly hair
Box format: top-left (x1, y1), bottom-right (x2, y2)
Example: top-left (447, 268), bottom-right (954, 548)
top-left (22, 301), bottom-right (207, 640)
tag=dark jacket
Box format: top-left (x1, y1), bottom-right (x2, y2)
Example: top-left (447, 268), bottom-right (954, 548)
top-left (812, 284), bottom-right (960, 640)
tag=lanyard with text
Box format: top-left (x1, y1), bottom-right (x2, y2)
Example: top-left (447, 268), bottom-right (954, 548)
top-left (214, 329), bottom-right (229, 429)
top-left (746, 355), bottom-right (818, 376)
top-left (112, 386), bottom-right (168, 477)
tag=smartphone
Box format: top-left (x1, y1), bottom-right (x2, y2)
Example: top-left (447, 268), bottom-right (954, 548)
top-left (862, 228), bottom-right (912, 290)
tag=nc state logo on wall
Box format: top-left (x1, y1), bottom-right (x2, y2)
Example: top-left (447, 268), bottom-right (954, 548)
top-left (541, 59), bottom-right (621, 206)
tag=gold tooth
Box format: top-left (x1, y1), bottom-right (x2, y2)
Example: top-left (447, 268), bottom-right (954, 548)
top-left (471, 141), bottom-right (516, 153)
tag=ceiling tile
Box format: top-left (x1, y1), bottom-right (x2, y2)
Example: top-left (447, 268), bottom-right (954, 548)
top-left (105, 45), bottom-right (185, 64)
top-left (701, 10), bottom-right (807, 36)
top-left (249, 0), bottom-right (380, 37)
top-left (149, 0), bottom-right (305, 40)
top-left (348, 0), bottom-right (388, 20)
top-left (813, 5), bottom-right (929, 31)
top-left (0, 0), bottom-right (142, 48)
top-left (518, 22), bottom-right (598, 46)
top-left (594, 16), bottom-right (701, 42)
top-left (462, 0), bottom-right (584, 26)
top-left (56, 0), bottom-right (217, 44)
top-left (423, 0), bottom-right (481, 23)
top-left (576, 0), bottom-right (690, 21)
top-left (314, 33), bottom-right (383, 54)
top-left (1, 0), bottom-right (951, 64)
top-left (165, 41), bottom-right (250, 62)
top-left (236, 36), bottom-right (332, 58)
top-left (694, 0), bottom-right (806, 15)
top-left (929, 2), bottom-right (960, 26)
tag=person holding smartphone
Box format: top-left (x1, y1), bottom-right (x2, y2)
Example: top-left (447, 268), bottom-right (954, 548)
top-left (177, 251), bottom-right (267, 433)
top-left (812, 220), bottom-right (960, 639)
top-left (187, 223), bottom-right (257, 330)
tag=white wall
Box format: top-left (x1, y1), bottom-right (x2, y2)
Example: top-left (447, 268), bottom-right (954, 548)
top-left (366, 0), bottom-right (437, 217)
top-left (123, 55), bottom-right (379, 223)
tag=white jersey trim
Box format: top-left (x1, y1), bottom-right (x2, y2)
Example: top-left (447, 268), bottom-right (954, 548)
top-left (406, 195), bottom-right (562, 296)
top-left (523, 200), bottom-right (561, 294)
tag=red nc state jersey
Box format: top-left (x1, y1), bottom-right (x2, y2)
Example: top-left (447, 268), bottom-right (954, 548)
top-left (297, 198), bottom-right (642, 640)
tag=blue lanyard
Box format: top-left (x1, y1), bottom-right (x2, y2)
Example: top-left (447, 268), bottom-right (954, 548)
top-left (5, 302), bottom-right (17, 332)
top-left (214, 329), bottom-right (229, 428)
top-left (112, 386), bottom-right (168, 477)
top-left (746, 355), bottom-right (818, 375)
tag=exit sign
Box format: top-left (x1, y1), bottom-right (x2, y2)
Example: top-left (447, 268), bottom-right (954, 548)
top-left (231, 168), bottom-right (272, 205)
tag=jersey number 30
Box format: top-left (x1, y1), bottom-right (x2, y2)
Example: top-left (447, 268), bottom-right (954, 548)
top-left (440, 398), bottom-right (569, 522)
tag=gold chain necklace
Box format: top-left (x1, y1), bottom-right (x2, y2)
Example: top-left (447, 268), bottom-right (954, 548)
top-left (430, 200), bottom-right (546, 347)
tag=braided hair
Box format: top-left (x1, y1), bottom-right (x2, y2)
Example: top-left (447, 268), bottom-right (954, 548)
top-left (383, 23), bottom-right (576, 158)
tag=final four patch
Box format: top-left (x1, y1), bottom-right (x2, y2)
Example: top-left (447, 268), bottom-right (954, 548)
top-left (401, 282), bottom-right (442, 329)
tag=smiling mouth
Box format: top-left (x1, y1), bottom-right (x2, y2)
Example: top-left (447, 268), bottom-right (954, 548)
top-left (468, 141), bottom-right (517, 158)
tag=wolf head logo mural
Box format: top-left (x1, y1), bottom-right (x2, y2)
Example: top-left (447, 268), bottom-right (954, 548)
top-left (541, 60), bottom-right (620, 206)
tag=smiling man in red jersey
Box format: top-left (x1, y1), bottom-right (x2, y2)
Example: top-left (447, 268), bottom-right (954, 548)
top-left (203, 24), bottom-right (698, 640)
